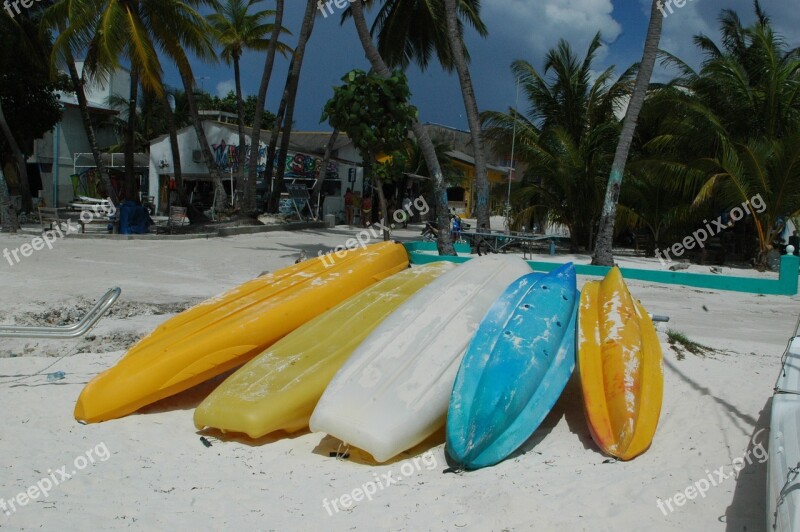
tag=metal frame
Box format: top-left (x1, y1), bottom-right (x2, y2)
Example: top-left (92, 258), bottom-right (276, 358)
top-left (0, 287), bottom-right (121, 339)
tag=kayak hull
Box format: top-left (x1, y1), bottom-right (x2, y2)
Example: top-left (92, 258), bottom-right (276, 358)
top-left (310, 255), bottom-right (532, 462)
top-left (75, 242), bottom-right (409, 423)
top-left (577, 267), bottom-right (663, 460)
top-left (447, 264), bottom-right (578, 470)
top-left (193, 262), bottom-right (456, 438)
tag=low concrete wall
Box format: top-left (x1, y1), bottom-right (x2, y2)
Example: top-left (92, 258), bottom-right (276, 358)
top-left (404, 242), bottom-right (800, 296)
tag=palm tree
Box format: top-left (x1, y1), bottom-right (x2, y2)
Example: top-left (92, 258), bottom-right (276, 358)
top-left (593, 0), bottom-right (663, 266)
top-left (482, 36), bottom-right (632, 250)
top-left (208, 0), bottom-right (289, 209)
top-left (265, 0), bottom-right (316, 213)
top-left (442, 0), bottom-right (489, 229)
top-left (652, 2), bottom-right (800, 267)
top-left (44, 0), bottom-right (118, 204)
top-left (344, 0), bottom-right (490, 229)
top-left (348, 0), bottom-right (455, 255)
top-left (49, 0), bottom-right (216, 205)
top-left (0, 101), bottom-right (19, 232)
top-left (244, 0), bottom-right (285, 215)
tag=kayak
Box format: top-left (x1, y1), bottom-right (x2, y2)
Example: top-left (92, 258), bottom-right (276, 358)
top-left (447, 264), bottom-right (577, 470)
top-left (768, 336), bottom-right (800, 532)
top-left (309, 254), bottom-right (532, 462)
top-left (193, 261), bottom-right (456, 438)
top-left (577, 266), bottom-right (663, 460)
top-left (75, 241), bottom-right (409, 423)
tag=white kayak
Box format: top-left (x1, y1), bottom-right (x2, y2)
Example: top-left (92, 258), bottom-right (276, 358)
top-left (309, 254), bottom-right (532, 462)
top-left (768, 336), bottom-right (800, 532)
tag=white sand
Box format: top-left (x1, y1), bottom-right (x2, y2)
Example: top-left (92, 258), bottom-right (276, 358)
top-left (0, 226), bottom-right (795, 531)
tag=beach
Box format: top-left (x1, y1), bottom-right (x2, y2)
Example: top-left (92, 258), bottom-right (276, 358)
top-left (0, 226), bottom-right (795, 531)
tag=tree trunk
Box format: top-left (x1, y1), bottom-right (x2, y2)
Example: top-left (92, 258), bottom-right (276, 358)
top-left (177, 61), bottom-right (228, 213)
top-left (263, 56), bottom-right (292, 212)
top-left (592, 0), bottom-right (663, 266)
top-left (244, 0), bottom-right (285, 215)
top-left (374, 175), bottom-right (390, 241)
top-left (442, 0), bottom-right (489, 230)
top-left (66, 56), bottom-right (117, 205)
top-left (349, 0), bottom-right (455, 256)
top-left (124, 68), bottom-right (140, 202)
top-left (160, 91), bottom-right (207, 224)
top-left (0, 93), bottom-right (31, 212)
top-left (272, 0), bottom-right (317, 214)
top-left (313, 129), bottom-right (339, 219)
top-left (0, 101), bottom-right (18, 232)
top-left (233, 53), bottom-right (246, 209)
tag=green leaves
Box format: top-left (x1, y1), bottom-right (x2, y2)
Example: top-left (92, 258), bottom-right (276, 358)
top-left (322, 69), bottom-right (417, 163)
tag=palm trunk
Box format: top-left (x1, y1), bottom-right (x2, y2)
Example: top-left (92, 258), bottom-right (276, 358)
top-left (177, 60), bottom-right (228, 213)
top-left (161, 91), bottom-right (207, 224)
top-left (66, 57), bottom-right (117, 205)
top-left (592, 0), bottom-right (663, 266)
top-left (245, 0), bottom-right (285, 215)
top-left (0, 94), bottom-right (31, 212)
top-left (349, 0), bottom-right (455, 256)
top-left (233, 53), bottom-right (246, 209)
top-left (0, 101), bottom-right (18, 232)
top-left (124, 68), bottom-right (139, 201)
top-left (263, 56), bottom-right (292, 212)
top-left (313, 129), bottom-right (339, 219)
top-left (271, 0), bottom-right (317, 213)
top-left (373, 173), bottom-right (390, 241)
top-left (0, 169), bottom-right (18, 233)
top-left (442, 0), bottom-right (489, 230)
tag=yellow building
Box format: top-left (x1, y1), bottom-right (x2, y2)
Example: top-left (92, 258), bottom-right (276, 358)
top-left (446, 150), bottom-right (511, 219)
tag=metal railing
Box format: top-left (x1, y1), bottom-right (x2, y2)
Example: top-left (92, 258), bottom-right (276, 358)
top-left (0, 287), bottom-right (121, 339)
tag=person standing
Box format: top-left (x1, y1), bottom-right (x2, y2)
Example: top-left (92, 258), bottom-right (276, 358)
top-left (361, 195), bottom-right (372, 228)
top-left (344, 188), bottom-right (354, 226)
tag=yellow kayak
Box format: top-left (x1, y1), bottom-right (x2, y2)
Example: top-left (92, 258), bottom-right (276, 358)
top-left (75, 241), bottom-right (409, 424)
top-left (577, 267), bottom-right (663, 460)
top-left (194, 261), bottom-right (456, 438)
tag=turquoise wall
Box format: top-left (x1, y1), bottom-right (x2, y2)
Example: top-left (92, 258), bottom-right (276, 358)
top-left (404, 242), bottom-right (800, 296)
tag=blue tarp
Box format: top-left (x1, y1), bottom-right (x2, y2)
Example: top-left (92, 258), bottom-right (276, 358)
top-left (118, 201), bottom-right (152, 235)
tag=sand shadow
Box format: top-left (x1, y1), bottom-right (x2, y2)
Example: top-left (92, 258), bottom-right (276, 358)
top-left (196, 426), bottom-right (311, 448)
top-left (311, 427), bottom-right (446, 467)
top-left (509, 371), bottom-right (596, 460)
top-left (664, 357), bottom-right (757, 429)
top-left (725, 397), bottom-right (770, 531)
top-left (136, 368), bottom-right (237, 417)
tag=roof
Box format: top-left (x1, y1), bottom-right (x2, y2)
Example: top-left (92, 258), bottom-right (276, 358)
top-left (150, 121), bottom-right (353, 157)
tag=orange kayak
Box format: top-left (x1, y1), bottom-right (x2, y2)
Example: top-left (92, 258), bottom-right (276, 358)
top-left (75, 241), bottom-right (409, 423)
top-left (577, 267), bottom-right (663, 460)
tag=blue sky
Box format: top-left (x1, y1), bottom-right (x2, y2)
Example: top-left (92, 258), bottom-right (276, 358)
top-left (163, 0), bottom-right (800, 131)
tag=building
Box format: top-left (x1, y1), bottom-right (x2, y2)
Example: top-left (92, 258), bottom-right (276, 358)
top-left (29, 63), bottom-right (143, 207)
top-left (148, 121), bottom-right (364, 218)
top-left (149, 119), bottom-right (513, 222)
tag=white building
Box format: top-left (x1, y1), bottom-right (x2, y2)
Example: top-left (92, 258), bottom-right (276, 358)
top-left (29, 63), bottom-right (135, 207)
top-left (148, 121), bottom-right (365, 219)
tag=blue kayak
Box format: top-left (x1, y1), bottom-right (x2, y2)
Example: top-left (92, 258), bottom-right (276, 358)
top-left (446, 263), bottom-right (578, 470)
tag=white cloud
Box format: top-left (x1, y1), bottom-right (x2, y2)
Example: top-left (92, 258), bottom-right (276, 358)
top-left (216, 79), bottom-right (236, 98)
top-left (483, 0), bottom-right (622, 61)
